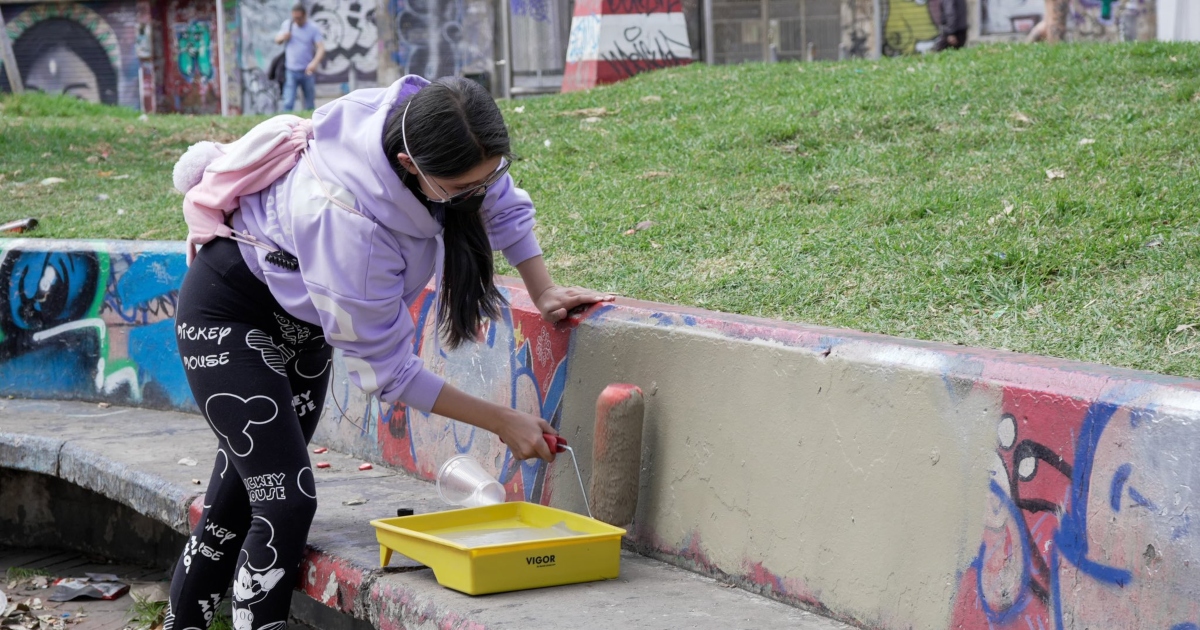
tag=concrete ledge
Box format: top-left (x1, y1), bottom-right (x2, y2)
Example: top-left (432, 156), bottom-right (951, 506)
top-left (0, 399), bottom-right (854, 629)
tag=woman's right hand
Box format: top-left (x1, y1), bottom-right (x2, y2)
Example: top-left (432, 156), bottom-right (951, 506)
top-left (498, 409), bottom-right (557, 462)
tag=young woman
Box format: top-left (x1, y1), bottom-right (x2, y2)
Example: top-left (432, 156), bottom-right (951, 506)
top-left (168, 75), bottom-right (612, 630)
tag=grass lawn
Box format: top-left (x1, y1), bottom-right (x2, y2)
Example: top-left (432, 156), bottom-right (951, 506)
top-left (2, 42), bottom-right (1200, 378)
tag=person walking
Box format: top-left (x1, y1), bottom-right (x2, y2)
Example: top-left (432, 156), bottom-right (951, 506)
top-left (274, 3), bottom-right (325, 111)
top-left (166, 75), bottom-right (614, 630)
top-left (934, 0), bottom-right (968, 51)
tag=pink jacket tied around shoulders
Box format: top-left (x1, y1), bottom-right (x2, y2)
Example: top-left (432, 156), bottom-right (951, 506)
top-left (172, 115), bottom-right (314, 264)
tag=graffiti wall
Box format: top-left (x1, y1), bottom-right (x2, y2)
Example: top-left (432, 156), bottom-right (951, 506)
top-left (0, 240), bottom-right (192, 411)
top-left (160, 0), bottom-right (220, 113)
top-left (950, 384), bottom-right (1200, 630)
top-left (882, 0), bottom-right (939, 54)
top-left (0, 2), bottom-right (141, 108)
top-left (388, 0), bottom-right (492, 85)
top-left (6, 238), bottom-right (1199, 629)
top-left (315, 282), bottom-right (573, 505)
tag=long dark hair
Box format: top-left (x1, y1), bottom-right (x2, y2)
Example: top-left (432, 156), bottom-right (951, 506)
top-left (383, 77), bottom-right (509, 348)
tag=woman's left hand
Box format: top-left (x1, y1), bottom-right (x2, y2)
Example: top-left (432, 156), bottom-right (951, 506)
top-left (534, 285), bottom-right (616, 323)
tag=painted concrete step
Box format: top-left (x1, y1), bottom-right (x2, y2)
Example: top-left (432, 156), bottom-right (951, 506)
top-left (0, 399), bottom-right (855, 630)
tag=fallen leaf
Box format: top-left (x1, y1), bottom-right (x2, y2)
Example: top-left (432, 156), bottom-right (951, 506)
top-left (650, 241), bottom-right (662, 249)
top-left (97, 171), bottom-right (115, 178)
top-left (98, 402), bottom-right (111, 409)
top-left (582, 116), bottom-right (602, 123)
top-left (826, 184), bottom-right (842, 194)
top-left (1045, 169), bottom-right (1066, 181)
top-left (40, 153), bottom-right (51, 158)
top-left (85, 156), bottom-right (99, 164)
top-left (635, 220), bottom-right (655, 231)
top-left (640, 95), bottom-right (662, 103)
top-left (1159, 81), bottom-right (1175, 90)
top-left (513, 106), bottom-right (525, 113)
top-left (1175, 324), bottom-right (1196, 333)
top-left (342, 498), bottom-right (368, 506)
top-left (96, 194), bottom-right (109, 201)
top-left (1144, 234), bottom-right (1164, 248)
top-left (623, 229), bottom-right (637, 236)
top-left (111, 174), bottom-right (130, 180)
top-left (38, 178), bottom-right (65, 186)
top-left (178, 458), bottom-right (197, 466)
top-left (639, 171), bottom-right (671, 179)
top-left (560, 107), bottom-right (613, 117)
top-left (1078, 138), bottom-right (1095, 146)
top-left (1171, 55), bottom-right (1179, 62)
top-left (777, 144), bottom-right (799, 153)
top-left (906, 66), bottom-right (916, 73)
top-left (1011, 111), bottom-right (1033, 125)
top-left (959, 104), bottom-right (970, 116)
top-left (117, 209), bottom-right (126, 216)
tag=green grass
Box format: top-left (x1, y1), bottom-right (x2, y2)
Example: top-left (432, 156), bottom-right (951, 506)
top-left (5, 566), bottom-right (50, 581)
top-left (127, 593), bottom-right (168, 630)
top-left (3, 42), bottom-right (1200, 377)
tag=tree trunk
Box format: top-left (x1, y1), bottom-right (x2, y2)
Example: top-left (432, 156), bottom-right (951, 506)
top-left (1045, 0), bottom-right (1069, 42)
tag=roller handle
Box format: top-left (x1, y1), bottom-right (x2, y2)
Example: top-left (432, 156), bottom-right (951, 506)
top-left (499, 434), bottom-right (567, 453)
top-left (544, 434), bottom-right (568, 453)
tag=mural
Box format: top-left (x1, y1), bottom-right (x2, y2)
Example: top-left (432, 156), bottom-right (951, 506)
top-left (319, 284), bottom-right (573, 504)
top-left (0, 242), bottom-right (192, 410)
top-left (1, 2), bottom-right (139, 108)
top-left (882, 0), bottom-right (939, 55)
top-left (310, 0), bottom-right (378, 80)
top-left (951, 385), bottom-right (1200, 629)
top-left (161, 0), bottom-right (220, 113)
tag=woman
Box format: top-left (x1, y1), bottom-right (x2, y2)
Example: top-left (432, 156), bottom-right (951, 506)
top-left (167, 75), bottom-right (612, 630)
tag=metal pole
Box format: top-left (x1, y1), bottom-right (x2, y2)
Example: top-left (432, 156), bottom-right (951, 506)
top-left (498, 0), bottom-right (512, 99)
top-left (702, 0), bottom-right (714, 64)
top-left (0, 10), bottom-right (23, 94)
top-left (215, 0), bottom-right (229, 115)
top-left (871, 0), bottom-right (882, 59)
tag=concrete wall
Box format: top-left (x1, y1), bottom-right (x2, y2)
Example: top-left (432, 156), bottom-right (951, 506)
top-left (3, 238), bottom-right (1199, 629)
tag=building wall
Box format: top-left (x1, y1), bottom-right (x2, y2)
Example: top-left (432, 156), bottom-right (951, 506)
top-left (1, 1), bottom-right (141, 108)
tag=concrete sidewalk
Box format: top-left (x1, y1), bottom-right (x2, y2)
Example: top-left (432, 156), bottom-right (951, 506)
top-left (0, 399), bottom-right (853, 630)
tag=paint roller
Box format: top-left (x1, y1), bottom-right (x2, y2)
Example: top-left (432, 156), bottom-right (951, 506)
top-left (543, 383), bottom-right (646, 528)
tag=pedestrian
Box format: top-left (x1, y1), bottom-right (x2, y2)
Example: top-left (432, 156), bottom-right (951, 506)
top-left (274, 3), bottom-right (324, 111)
top-left (166, 75), bottom-right (614, 630)
top-left (934, 0), bottom-right (968, 51)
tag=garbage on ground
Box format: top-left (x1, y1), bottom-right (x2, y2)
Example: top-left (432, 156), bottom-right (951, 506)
top-left (358, 463), bottom-right (373, 471)
top-left (46, 574), bottom-right (129, 602)
top-left (312, 447), bottom-right (328, 454)
top-left (315, 461), bottom-right (331, 469)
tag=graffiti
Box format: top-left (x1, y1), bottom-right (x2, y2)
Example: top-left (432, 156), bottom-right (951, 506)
top-left (981, 0), bottom-right (1151, 39)
top-left (599, 25), bottom-right (690, 78)
top-left (951, 386), bottom-right (1200, 630)
top-left (236, 0), bottom-right (289, 114)
top-left (882, 0), bottom-right (938, 55)
top-left (392, 0), bottom-right (463, 79)
top-left (0, 243), bottom-right (192, 410)
top-left (310, 0), bottom-right (379, 77)
top-left (510, 0), bottom-right (551, 22)
top-left (1, 4), bottom-right (124, 104)
top-left (174, 20), bottom-right (214, 82)
top-left (318, 284), bottom-right (573, 504)
top-left (982, 0), bottom-right (1045, 34)
top-left (162, 0), bottom-right (220, 113)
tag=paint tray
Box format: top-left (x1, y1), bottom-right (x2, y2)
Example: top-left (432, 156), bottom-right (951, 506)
top-left (371, 502), bottom-right (626, 595)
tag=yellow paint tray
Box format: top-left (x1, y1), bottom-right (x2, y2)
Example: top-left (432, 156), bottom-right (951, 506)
top-left (371, 502), bottom-right (626, 595)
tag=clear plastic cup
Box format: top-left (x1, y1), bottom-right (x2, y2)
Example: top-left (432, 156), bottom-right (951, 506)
top-left (437, 455), bottom-right (506, 508)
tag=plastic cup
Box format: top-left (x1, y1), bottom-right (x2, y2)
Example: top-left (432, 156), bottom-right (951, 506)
top-left (437, 455), bottom-right (506, 508)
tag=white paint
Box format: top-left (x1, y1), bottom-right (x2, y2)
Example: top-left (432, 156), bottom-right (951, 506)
top-left (1017, 456), bottom-right (1037, 480)
top-left (998, 415), bottom-right (1016, 449)
top-left (982, 0), bottom-right (1046, 35)
top-left (565, 13), bottom-right (691, 63)
top-left (321, 572), bottom-right (339, 604)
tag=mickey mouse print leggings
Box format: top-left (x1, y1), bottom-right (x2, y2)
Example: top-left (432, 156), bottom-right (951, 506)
top-left (167, 238), bottom-right (332, 630)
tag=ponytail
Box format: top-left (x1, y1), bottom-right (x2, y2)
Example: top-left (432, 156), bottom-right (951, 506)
top-left (383, 77), bottom-right (509, 348)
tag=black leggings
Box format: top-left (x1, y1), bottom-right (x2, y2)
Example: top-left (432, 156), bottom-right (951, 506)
top-left (168, 238), bottom-right (332, 630)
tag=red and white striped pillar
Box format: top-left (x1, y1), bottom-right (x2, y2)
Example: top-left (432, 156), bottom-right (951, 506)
top-left (561, 0), bottom-right (693, 93)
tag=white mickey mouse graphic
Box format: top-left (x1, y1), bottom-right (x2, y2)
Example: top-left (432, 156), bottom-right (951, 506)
top-left (204, 394), bottom-right (278, 457)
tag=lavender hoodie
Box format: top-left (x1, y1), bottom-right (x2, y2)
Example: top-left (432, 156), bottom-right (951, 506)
top-left (229, 76), bottom-right (542, 412)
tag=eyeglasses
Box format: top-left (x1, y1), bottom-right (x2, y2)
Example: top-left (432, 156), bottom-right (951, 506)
top-left (402, 101), bottom-right (511, 207)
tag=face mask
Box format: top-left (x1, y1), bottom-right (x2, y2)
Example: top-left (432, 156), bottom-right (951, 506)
top-left (445, 193), bottom-right (485, 215)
